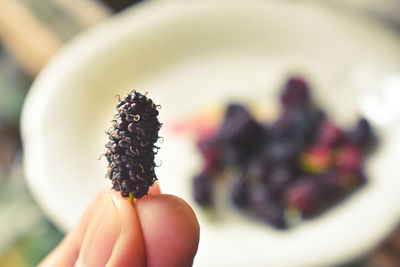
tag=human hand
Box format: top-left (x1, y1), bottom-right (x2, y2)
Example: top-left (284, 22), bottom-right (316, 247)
top-left (40, 183), bottom-right (200, 267)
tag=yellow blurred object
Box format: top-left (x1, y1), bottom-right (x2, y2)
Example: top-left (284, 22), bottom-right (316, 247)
top-left (0, 248), bottom-right (29, 267)
top-left (0, 0), bottom-right (111, 77)
top-left (0, 0), bottom-right (62, 77)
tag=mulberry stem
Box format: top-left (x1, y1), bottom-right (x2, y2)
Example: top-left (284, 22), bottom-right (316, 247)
top-left (129, 192), bottom-right (134, 206)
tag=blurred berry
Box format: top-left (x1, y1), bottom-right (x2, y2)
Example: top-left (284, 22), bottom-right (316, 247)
top-left (217, 103), bottom-right (266, 165)
top-left (247, 183), bottom-right (286, 228)
top-left (258, 203), bottom-right (287, 229)
top-left (336, 145), bottom-right (362, 173)
top-left (335, 172), bottom-right (364, 191)
top-left (246, 158), bottom-right (269, 184)
top-left (319, 170), bottom-right (343, 196)
top-left (248, 184), bottom-right (271, 208)
top-left (231, 173), bottom-right (249, 207)
top-left (345, 118), bottom-right (377, 152)
top-left (267, 167), bottom-right (293, 200)
top-left (264, 140), bottom-right (299, 166)
top-left (317, 120), bottom-right (343, 147)
top-left (285, 179), bottom-right (317, 215)
top-left (300, 146), bottom-right (332, 173)
top-left (280, 76), bottom-right (310, 109)
top-left (197, 136), bottom-right (220, 174)
top-left (193, 172), bottom-right (214, 206)
top-left (266, 204), bottom-right (287, 229)
top-left (272, 107), bottom-right (325, 146)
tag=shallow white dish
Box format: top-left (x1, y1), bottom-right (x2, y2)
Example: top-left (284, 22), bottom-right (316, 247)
top-left (21, 1), bottom-right (400, 266)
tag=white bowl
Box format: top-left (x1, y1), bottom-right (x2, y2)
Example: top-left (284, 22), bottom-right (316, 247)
top-left (21, 1), bottom-right (400, 266)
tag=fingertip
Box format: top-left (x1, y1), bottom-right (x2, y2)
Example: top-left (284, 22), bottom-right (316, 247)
top-left (136, 194), bottom-right (200, 267)
top-left (106, 191), bottom-right (146, 267)
top-left (147, 181), bottom-right (161, 196)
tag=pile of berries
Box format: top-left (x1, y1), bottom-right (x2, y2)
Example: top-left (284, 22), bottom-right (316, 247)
top-left (105, 91), bottom-right (162, 199)
top-left (192, 77), bottom-right (377, 229)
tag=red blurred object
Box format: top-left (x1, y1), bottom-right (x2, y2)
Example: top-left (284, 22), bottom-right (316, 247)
top-left (336, 145), bottom-right (362, 173)
top-left (300, 146), bottom-right (332, 173)
top-left (317, 120), bottom-right (343, 147)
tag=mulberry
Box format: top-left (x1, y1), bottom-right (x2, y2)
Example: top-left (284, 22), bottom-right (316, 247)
top-left (105, 91), bottom-right (162, 198)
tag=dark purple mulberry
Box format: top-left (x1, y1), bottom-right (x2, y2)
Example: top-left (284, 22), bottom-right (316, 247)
top-left (216, 104), bottom-right (266, 165)
top-left (345, 118), bottom-right (377, 152)
top-left (193, 172), bottom-right (214, 207)
top-left (105, 91), bottom-right (162, 198)
top-left (280, 76), bottom-right (310, 109)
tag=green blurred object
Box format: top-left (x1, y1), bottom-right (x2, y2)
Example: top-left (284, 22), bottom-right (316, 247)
top-left (0, 222), bottom-right (63, 267)
top-left (20, 223), bottom-right (63, 265)
top-left (0, 47), bottom-right (29, 178)
top-left (0, 47), bottom-right (30, 124)
top-left (0, 155), bottom-right (64, 266)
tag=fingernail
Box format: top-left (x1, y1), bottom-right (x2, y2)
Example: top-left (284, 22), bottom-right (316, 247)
top-left (76, 194), bottom-right (121, 266)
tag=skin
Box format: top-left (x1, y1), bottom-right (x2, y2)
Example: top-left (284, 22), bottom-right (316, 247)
top-left (40, 182), bottom-right (200, 267)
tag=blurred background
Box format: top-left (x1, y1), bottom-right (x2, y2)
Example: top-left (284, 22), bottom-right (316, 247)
top-left (0, 0), bottom-right (399, 266)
